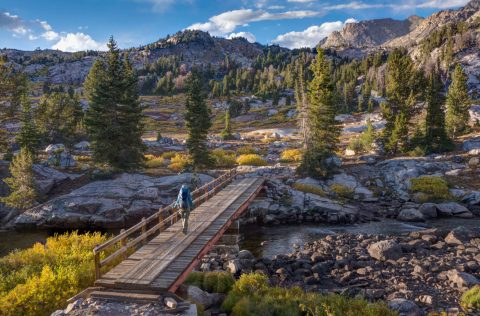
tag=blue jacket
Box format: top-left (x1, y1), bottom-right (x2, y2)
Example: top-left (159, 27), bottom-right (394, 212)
top-left (174, 185), bottom-right (193, 209)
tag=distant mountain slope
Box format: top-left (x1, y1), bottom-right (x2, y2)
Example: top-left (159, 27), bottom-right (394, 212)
top-left (385, 0), bottom-right (479, 48)
top-left (0, 30), bottom-right (284, 85)
top-left (322, 16), bottom-right (423, 48)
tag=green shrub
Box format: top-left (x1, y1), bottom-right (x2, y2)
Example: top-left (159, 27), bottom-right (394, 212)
top-left (347, 119), bottom-right (377, 154)
top-left (280, 149), bottom-right (302, 163)
top-left (221, 273), bottom-right (396, 316)
top-left (409, 176), bottom-right (452, 202)
top-left (169, 153), bottom-right (192, 172)
top-left (293, 183), bottom-right (326, 197)
top-left (462, 286), bottom-right (480, 311)
top-left (211, 149), bottom-right (236, 168)
top-left (185, 271), bottom-right (235, 294)
top-left (145, 156), bottom-right (165, 168)
top-left (347, 138), bottom-right (364, 153)
top-left (0, 232), bottom-right (109, 316)
top-left (330, 183), bottom-right (354, 199)
top-left (236, 154), bottom-right (267, 166)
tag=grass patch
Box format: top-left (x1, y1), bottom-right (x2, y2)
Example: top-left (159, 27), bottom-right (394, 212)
top-left (409, 176), bottom-right (453, 202)
top-left (280, 149), bottom-right (302, 163)
top-left (0, 232), bottom-right (109, 316)
top-left (330, 183), bottom-right (354, 199)
top-left (236, 154), bottom-right (267, 166)
top-left (145, 155), bottom-right (165, 168)
top-left (161, 151), bottom-right (178, 159)
top-left (185, 271), bottom-right (235, 294)
top-left (211, 149), bottom-right (236, 168)
top-left (236, 146), bottom-right (259, 155)
top-left (221, 273), bottom-right (396, 316)
top-left (293, 182), bottom-right (326, 197)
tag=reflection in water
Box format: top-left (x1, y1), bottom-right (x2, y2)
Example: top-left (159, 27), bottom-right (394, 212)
top-left (0, 230), bottom-right (49, 256)
top-left (240, 218), bottom-right (480, 258)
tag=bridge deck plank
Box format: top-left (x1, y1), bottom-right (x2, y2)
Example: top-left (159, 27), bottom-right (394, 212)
top-left (96, 177), bottom-right (264, 291)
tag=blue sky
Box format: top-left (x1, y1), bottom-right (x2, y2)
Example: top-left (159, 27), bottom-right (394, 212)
top-left (0, 0), bottom-right (470, 51)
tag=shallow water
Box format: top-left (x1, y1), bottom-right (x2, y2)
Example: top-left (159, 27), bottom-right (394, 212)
top-left (1, 218), bottom-right (479, 258)
top-left (0, 230), bottom-right (49, 256)
top-left (239, 218), bottom-right (480, 258)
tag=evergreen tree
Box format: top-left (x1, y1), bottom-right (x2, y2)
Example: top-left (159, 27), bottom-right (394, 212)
top-left (16, 94), bottom-right (40, 156)
top-left (382, 49), bottom-right (423, 154)
top-left (185, 68), bottom-right (212, 168)
top-left (445, 64), bottom-right (470, 139)
top-left (298, 48), bottom-right (340, 179)
top-left (425, 69), bottom-right (450, 152)
top-left (220, 110), bottom-right (234, 140)
top-left (36, 92), bottom-right (84, 146)
top-left (84, 37), bottom-right (145, 170)
top-left (1, 148), bottom-right (37, 209)
top-left (294, 56), bottom-right (308, 149)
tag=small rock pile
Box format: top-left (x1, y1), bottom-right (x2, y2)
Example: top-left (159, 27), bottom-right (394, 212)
top-left (201, 226), bottom-right (480, 314)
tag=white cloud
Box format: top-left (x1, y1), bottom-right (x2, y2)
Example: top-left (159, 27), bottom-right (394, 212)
top-left (288, 0), bottom-right (316, 2)
top-left (52, 32), bottom-right (106, 52)
top-left (416, 0), bottom-right (469, 8)
top-left (136, 0), bottom-right (194, 12)
top-left (272, 18), bottom-right (357, 49)
top-left (324, 0), bottom-right (469, 11)
top-left (187, 9), bottom-right (322, 36)
top-left (325, 1), bottom-right (386, 10)
top-left (227, 31), bottom-right (257, 43)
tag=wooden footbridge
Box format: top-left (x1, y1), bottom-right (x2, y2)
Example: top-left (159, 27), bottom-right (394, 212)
top-left (89, 169), bottom-right (264, 299)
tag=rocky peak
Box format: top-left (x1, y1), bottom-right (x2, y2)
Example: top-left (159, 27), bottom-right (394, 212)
top-left (322, 17), bottom-right (424, 48)
top-left (465, 0), bottom-right (480, 10)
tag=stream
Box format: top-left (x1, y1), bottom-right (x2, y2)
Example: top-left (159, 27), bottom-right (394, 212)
top-left (1, 218), bottom-right (479, 258)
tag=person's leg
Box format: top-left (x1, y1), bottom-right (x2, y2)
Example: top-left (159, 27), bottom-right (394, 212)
top-left (181, 207), bottom-right (189, 234)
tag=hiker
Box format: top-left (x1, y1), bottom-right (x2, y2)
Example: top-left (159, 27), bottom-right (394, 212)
top-left (174, 184), bottom-right (193, 234)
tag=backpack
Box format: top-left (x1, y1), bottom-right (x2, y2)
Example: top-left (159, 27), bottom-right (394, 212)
top-left (181, 187), bottom-right (189, 202)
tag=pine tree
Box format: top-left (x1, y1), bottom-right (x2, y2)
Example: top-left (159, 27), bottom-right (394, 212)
top-left (84, 37), bottom-right (145, 170)
top-left (1, 148), bottom-right (37, 209)
top-left (16, 94), bottom-right (40, 156)
top-left (382, 48), bottom-right (423, 154)
top-left (298, 48), bottom-right (340, 179)
top-left (294, 55), bottom-right (308, 149)
top-left (185, 68), bottom-right (212, 168)
top-left (445, 64), bottom-right (470, 139)
top-left (220, 110), bottom-right (233, 140)
top-left (425, 69), bottom-right (450, 153)
top-left (36, 92), bottom-right (84, 146)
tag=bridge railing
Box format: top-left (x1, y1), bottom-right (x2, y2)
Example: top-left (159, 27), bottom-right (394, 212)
top-left (93, 168), bottom-right (238, 280)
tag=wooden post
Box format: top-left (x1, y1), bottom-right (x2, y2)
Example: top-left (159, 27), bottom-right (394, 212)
top-left (159, 211), bottom-right (164, 232)
top-left (120, 229), bottom-right (127, 260)
top-left (94, 247), bottom-right (100, 280)
top-left (141, 217), bottom-right (147, 245)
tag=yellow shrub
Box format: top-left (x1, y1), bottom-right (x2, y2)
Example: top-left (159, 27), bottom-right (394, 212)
top-left (461, 285), bottom-right (480, 312)
top-left (280, 149), bottom-right (302, 163)
top-left (211, 149), bottom-right (236, 168)
top-left (293, 183), bottom-right (326, 197)
top-left (161, 151), bottom-right (177, 159)
top-left (169, 153), bottom-right (192, 172)
top-left (221, 273), bottom-right (396, 316)
top-left (0, 232), bottom-right (108, 316)
top-left (144, 154), bottom-right (156, 160)
top-left (74, 155), bottom-right (91, 162)
top-left (236, 154), bottom-right (267, 166)
top-left (145, 156), bottom-right (165, 168)
top-left (330, 183), bottom-right (354, 199)
top-left (410, 176), bottom-right (452, 202)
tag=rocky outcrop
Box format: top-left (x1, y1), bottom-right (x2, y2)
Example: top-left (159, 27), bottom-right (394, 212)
top-left (14, 173), bottom-right (212, 229)
top-left (51, 297), bottom-right (197, 316)
top-left (245, 179), bottom-right (360, 225)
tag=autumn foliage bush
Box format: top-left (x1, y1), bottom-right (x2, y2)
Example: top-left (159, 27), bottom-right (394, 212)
top-left (0, 231), bottom-right (108, 316)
